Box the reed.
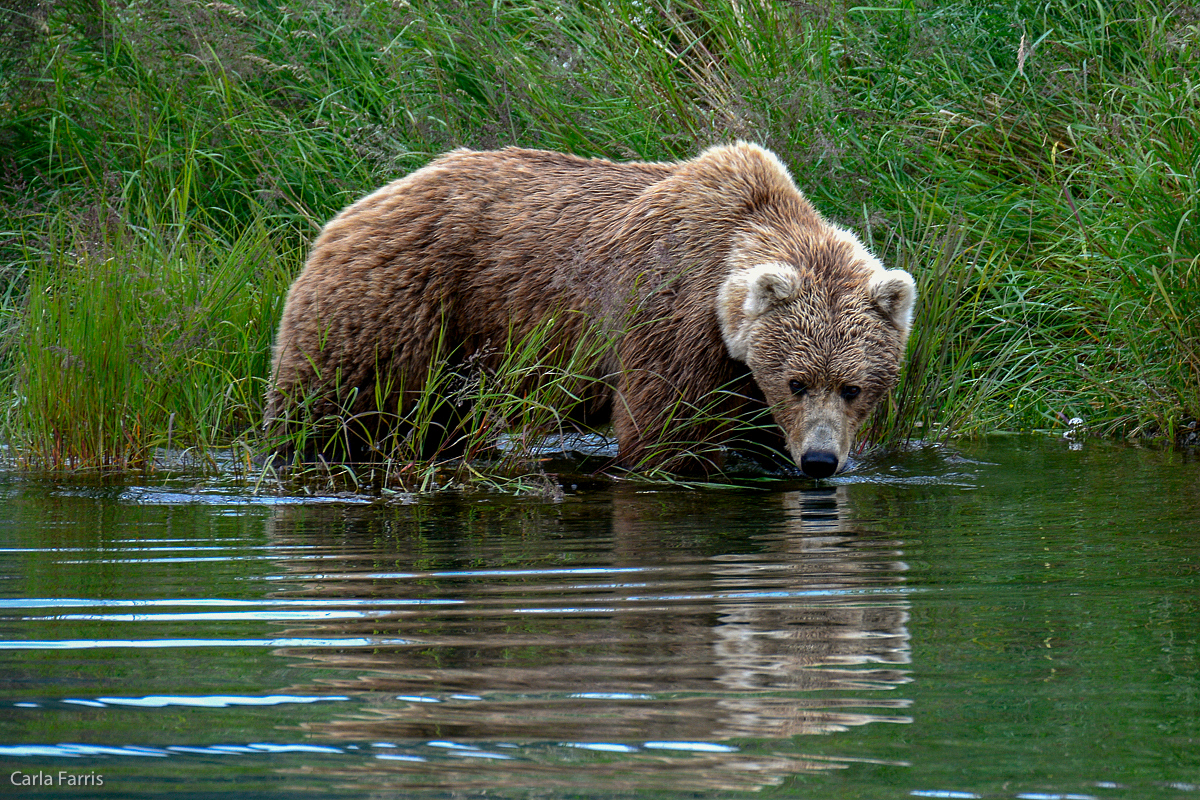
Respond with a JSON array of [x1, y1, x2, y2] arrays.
[[1, 0, 1196, 483], [260, 310, 627, 492], [7, 208, 293, 470]]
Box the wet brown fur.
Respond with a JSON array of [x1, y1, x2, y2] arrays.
[[266, 142, 915, 474]]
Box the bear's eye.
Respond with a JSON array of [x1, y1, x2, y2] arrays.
[[788, 380, 807, 397], [841, 385, 861, 401]]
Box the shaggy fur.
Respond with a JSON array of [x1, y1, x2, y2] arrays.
[[265, 142, 916, 476]]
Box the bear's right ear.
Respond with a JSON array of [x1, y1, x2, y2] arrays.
[[718, 262, 802, 361]]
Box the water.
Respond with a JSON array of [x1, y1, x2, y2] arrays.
[[0, 436, 1196, 799]]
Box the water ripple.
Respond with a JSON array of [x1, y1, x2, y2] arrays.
[[0, 637, 417, 650]]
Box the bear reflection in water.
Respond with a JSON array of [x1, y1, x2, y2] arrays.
[[262, 486, 910, 790]]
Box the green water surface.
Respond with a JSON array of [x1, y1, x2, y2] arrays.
[[0, 436, 1196, 798]]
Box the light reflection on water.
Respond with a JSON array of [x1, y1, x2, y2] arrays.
[[0, 637, 418, 650], [0, 438, 1197, 798]]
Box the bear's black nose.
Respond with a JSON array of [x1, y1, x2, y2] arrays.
[[800, 451, 839, 479]]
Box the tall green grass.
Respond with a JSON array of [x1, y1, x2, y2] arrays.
[[9, 209, 292, 469], [264, 310, 623, 492], [1, 0, 1197, 481]]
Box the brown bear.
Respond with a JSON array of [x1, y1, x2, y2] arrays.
[[265, 142, 916, 478]]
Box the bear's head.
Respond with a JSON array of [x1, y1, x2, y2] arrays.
[[717, 232, 916, 479]]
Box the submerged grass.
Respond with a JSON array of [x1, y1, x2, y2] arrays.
[[1, 0, 1197, 487]]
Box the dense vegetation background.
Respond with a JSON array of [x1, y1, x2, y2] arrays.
[[0, 0, 1197, 472]]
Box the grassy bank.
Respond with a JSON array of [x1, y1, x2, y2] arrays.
[[1, 0, 1197, 481]]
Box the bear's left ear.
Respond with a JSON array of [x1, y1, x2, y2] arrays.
[[869, 269, 917, 333], [718, 262, 802, 361]]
